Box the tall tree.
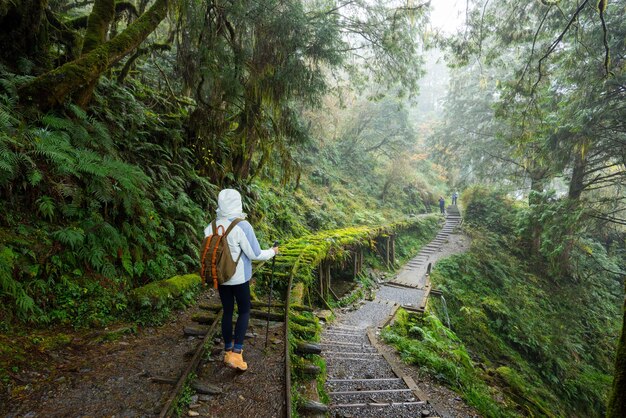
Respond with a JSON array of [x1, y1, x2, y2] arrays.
[[17, 0, 170, 109]]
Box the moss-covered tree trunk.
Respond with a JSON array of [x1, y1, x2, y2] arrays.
[[75, 0, 116, 107], [607, 296, 626, 418], [18, 0, 169, 109]]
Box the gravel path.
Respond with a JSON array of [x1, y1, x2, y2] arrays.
[[323, 207, 480, 418]]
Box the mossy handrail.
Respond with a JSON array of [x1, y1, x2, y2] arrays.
[[266, 214, 438, 416]]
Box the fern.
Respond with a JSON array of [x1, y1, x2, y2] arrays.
[[51, 227, 85, 250], [41, 114, 74, 131], [68, 104, 88, 121], [0, 246, 37, 318], [28, 168, 43, 186], [36, 196, 56, 221], [0, 77, 18, 103]]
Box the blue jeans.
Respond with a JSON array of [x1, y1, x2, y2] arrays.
[[218, 281, 251, 350]]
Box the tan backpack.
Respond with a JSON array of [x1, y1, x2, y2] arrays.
[[200, 219, 243, 288]]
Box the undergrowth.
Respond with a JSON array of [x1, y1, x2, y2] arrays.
[[382, 309, 518, 417], [417, 186, 624, 417]]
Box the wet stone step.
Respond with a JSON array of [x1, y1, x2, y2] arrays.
[[323, 330, 366, 338], [327, 378, 406, 392], [330, 388, 417, 404], [324, 352, 384, 361], [330, 401, 429, 418], [322, 333, 369, 344], [320, 343, 377, 353], [326, 357, 395, 380], [324, 326, 365, 332]]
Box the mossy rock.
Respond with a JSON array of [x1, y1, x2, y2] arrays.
[[129, 273, 201, 309]]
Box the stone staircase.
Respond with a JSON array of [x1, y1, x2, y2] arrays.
[[390, 206, 462, 289], [322, 325, 434, 417]]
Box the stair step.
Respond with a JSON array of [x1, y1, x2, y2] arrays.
[[330, 401, 430, 418], [327, 378, 406, 392], [330, 388, 417, 404], [326, 358, 395, 379]]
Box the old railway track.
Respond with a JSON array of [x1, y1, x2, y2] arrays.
[[156, 213, 453, 417]]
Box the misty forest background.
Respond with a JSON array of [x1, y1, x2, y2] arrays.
[[0, 0, 625, 416]]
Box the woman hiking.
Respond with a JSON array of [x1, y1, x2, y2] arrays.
[[204, 189, 279, 371]]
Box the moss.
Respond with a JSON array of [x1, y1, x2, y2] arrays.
[[19, 0, 169, 108], [33, 333, 73, 351], [96, 325, 137, 342], [82, 0, 116, 54], [607, 298, 626, 418], [261, 214, 439, 289], [129, 273, 201, 309]]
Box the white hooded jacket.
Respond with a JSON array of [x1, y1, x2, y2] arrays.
[[204, 189, 275, 285]]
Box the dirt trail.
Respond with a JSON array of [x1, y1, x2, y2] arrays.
[[1, 289, 285, 418]]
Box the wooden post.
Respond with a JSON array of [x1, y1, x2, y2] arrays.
[[353, 250, 358, 280], [386, 236, 391, 269], [319, 265, 324, 300], [390, 234, 396, 266], [325, 261, 331, 299], [359, 249, 363, 273]]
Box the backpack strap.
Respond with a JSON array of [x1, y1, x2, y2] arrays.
[[224, 218, 244, 263], [224, 218, 242, 236]]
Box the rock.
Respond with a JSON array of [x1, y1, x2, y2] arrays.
[[189, 403, 201, 409], [213, 337, 222, 345], [299, 399, 328, 414], [238, 395, 245, 401], [271, 338, 283, 345], [184, 326, 208, 336], [421, 410, 431, 417], [192, 381, 222, 395], [190, 395, 199, 404], [295, 341, 322, 355], [149, 376, 177, 385], [188, 411, 199, 417], [192, 313, 217, 324], [315, 310, 333, 321], [198, 394, 213, 401], [244, 332, 257, 339]]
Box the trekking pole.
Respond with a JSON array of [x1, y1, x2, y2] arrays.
[[265, 241, 279, 349]]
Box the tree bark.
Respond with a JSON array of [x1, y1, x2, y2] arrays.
[[75, 0, 116, 106], [529, 171, 547, 257], [82, 0, 115, 54], [568, 148, 586, 200], [18, 0, 169, 109], [607, 297, 626, 418]]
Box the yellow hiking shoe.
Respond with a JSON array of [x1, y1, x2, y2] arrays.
[[226, 350, 248, 371], [223, 350, 234, 366]]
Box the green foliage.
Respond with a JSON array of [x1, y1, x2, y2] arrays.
[[173, 372, 196, 417], [129, 274, 201, 325], [426, 191, 623, 417], [382, 310, 518, 417], [462, 186, 518, 236], [259, 215, 439, 298], [0, 73, 212, 326]]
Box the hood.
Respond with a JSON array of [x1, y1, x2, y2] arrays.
[[216, 189, 247, 219]]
